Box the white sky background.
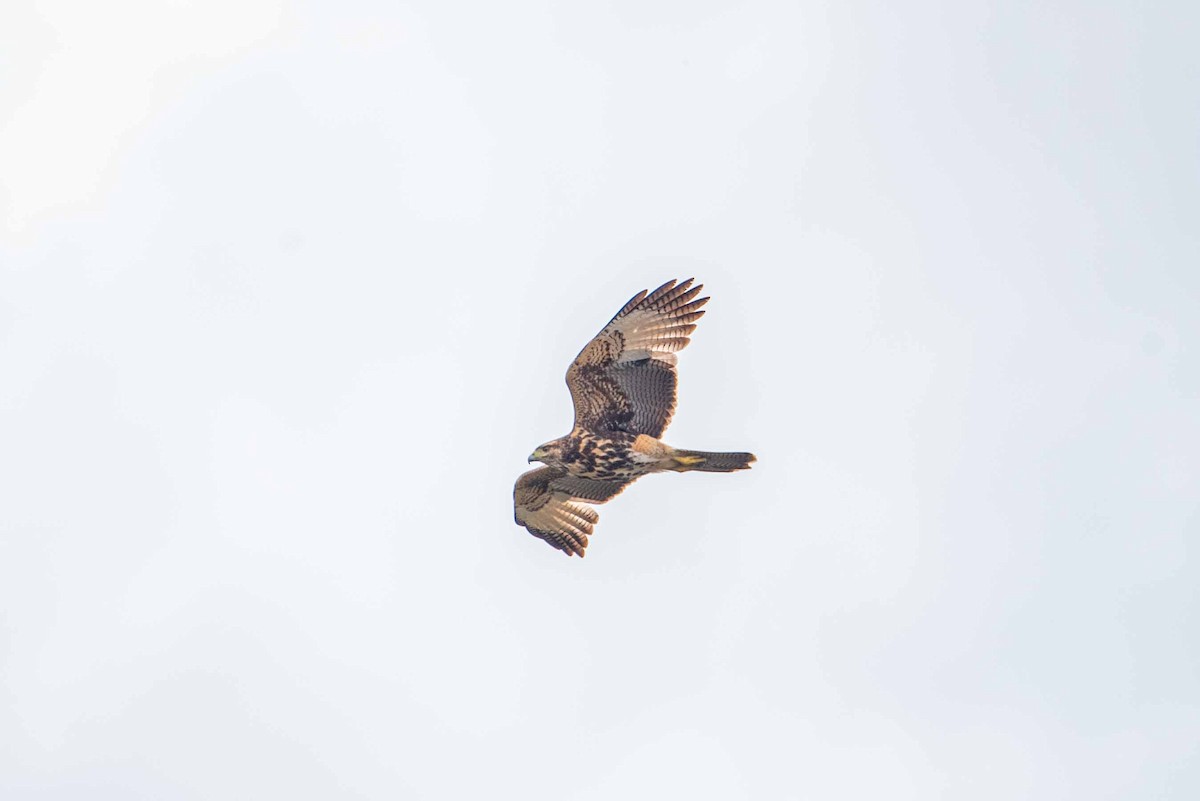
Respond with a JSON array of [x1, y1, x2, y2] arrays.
[[1, 1, 1197, 797]]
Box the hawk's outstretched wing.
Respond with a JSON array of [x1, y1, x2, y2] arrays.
[[513, 466, 631, 557], [566, 278, 709, 438]]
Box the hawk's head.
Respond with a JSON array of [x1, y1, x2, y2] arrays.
[[529, 439, 567, 466]]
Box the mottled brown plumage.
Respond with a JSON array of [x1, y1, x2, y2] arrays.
[[514, 279, 756, 557]]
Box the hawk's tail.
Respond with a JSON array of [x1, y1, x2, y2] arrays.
[[668, 449, 757, 473]]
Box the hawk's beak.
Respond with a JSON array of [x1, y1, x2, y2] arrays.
[[528, 450, 540, 463]]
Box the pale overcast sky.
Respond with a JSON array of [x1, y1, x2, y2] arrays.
[[1, 1, 1197, 798]]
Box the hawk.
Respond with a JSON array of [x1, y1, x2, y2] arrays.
[[514, 278, 756, 557]]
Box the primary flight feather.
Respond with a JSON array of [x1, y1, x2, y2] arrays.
[[514, 278, 756, 557]]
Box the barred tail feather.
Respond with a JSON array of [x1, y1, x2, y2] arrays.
[[669, 449, 756, 472]]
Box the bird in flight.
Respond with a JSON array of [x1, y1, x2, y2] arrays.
[[514, 278, 756, 557]]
